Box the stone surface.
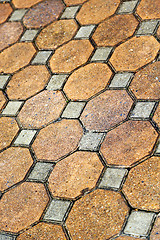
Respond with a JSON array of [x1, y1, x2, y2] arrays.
[[14, 130, 37, 146], [79, 132, 104, 151], [32, 119, 83, 161], [117, 0, 138, 13], [36, 19, 78, 50], [0, 234, 15, 240], [81, 90, 133, 131], [74, 25, 95, 39], [130, 102, 155, 118], [20, 30, 38, 42], [18, 90, 66, 129], [9, 9, 27, 21], [66, 189, 129, 239], [28, 162, 54, 182], [0, 75, 10, 90], [136, 20, 158, 35], [101, 121, 158, 166], [0, 43, 36, 74], [2, 101, 23, 116], [110, 36, 160, 71], [91, 47, 113, 61], [64, 63, 112, 100], [0, 182, 49, 232], [136, 0, 160, 19], [12, 0, 42, 8], [47, 74, 68, 91], [64, 0, 86, 5], [157, 25, 160, 39], [48, 151, 103, 198], [0, 147, 33, 191], [150, 214, 160, 240], [153, 103, 160, 129], [61, 101, 85, 118], [0, 90, 6, 111], [93, 14, 138, 47], [109, 72, 133, 88], [50, 40, 93, 73], [32, 51, 52, 64], [61, 6, 80, 19], [123, 156, 160, 212], [115, 236, 142, 240], [0, 3, 12, 24]]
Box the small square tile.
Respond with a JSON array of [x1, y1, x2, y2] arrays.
[[130, 102, 155, 118], [155, 141, 160, 154], [9, 9, 27, 21], [0, 0, 11, 2], [91, 47, 113, 62], [0, 75, 10, 90], [14, 130, 37, 146], [32, 51, 52, 64], [74, 25, 95, 39], [43, 199, 71, 222], [0, 234, 15, 240], [109, 72, 133, 88], [99, 168, 127, 189], [47, 74, 68, 90], [136, 21, 159, 35], [61, 101, 85, 119], [124, 211, 155, 237], [79, 132, 104, 151], [20, 30, 38, 42], [28, 162, 54, 182], [1, 101, 23, 116], [117, 0, 138, 14], [61, 6, 80, 19]]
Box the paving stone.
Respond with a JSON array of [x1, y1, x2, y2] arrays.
[[18, 90, 66, 129], [48, 151, 103, 198], [36, 19, 78, 50], [76, 0, 120, 25], [20, 30, 38, 42], [12, 0, 42, 8], [0, 3, 12, 24], [74, 25, 95, 39], [100, 121, 158, 166], [130, 102, 155, 119], [124, 211, 155, 237], [136, 0, 160, 20], [50, 40, 93, 73], [123, 156, 160, 212], [0, 75, 10, 90], [109, 72, 133, 88], [61, 101, 85, 118], [117, 0, 138, 13], [66, 189, 129, 239], [64, 63, 112, 100], [28, 162, 54, 182], [150, 214, 160, 240], [81, 90, 133, 131], [153, 103, 160, 129], [14, 129, 37, 146], [2, 101, 23, 116], [0, 43, 36, 74], [0, 91, 6, 111], [23, 0, 64, 28], [0, 147, 33, 191], [155, 140, 160, 154], [9, 9, 27, 21], [6, 65, 50, 100], [0, 234, 15, 240], [93, 14, 138, 47], [0, 22, 23, 51], [99, 168, 127, 190], [110, 36, 159, 71], [47, 74, 68, 91], [91, 47, 113, 61], [113, 235, 142, 240], [32, 51, 52, 64], [79, 132, 104, 151], [136, 20, 159, 35], [157, 25, 160, 39], [64, 0, 86, 5], [61, 6, 80, 19], [43, 199, 71, 222], [0, 182, 49, 232]]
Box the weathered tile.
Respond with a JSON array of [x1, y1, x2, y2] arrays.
[[0, 75, 10, 90], [0, 91, 6, 111], [0, 3, 12, 24], [109, 72, 133, 88], [79, 132, 104, 151], [12, 0, 42, 8], [130, 102, 155, 118], [157, 25, 160, 39], [115, 236, 143, 240], [61, 6, 80, 19], [136, 20, 159, 35], [0, 234, 15, 240], [91, 47, 113, 61], [64, 0, 86, 5], [47, 74, 68, 91], [2, 101, 23, 116], [74, 25, 95, 39], [14, 129, 37, 146], [153, 103, 160, 129], [155, 140, 160, 154], [9, 9, 27, 21], [117, 0, 138, 14], [61, 101, 85, 118], [20, 30, 38, 42], [31, 51, 52, 64], [150, 214, 160, 240], [28, 162, 54, 182], [136, 0, 160, 19]]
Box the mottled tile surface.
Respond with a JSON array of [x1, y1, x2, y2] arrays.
[[12, 0, 42, 8], [153, 103, 160, 129], [137, 0, 160, 19], [0, 3, 12, 24]]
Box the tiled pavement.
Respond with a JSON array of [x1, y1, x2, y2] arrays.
[[0, 0, 160, 239]]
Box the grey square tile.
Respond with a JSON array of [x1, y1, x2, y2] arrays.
[[0, 75, 10, 90], [0, 234, 15, 240], [61, 6, 80, 19], [32, 51, 52, 64], [109, 72, 133, 88], [28, 162, 54, 182], [43, 199, 71, 222], [9, 9, 27, 21], [124, 211, 155, 237], [130, 102, 155, 118], [136, 21, 159, 35], [20, 30, 38, 42], [91, 47, 113, 62], [75, 25, 95, 39], [47, 74, 68, 91], [79, 132, 104, 151], [99, 168, 127, 189], [0, 0, 11, 2], [61, 101, 85, 119], [155, 141, 160, 154], [14, 130, 37, 146], [1, 101, 23, 116], [117, 0, 138, 14]]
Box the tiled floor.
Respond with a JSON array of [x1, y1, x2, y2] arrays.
[[0, 0, 160, 239]]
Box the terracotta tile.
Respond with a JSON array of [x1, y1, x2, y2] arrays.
[[81, 90, 133, 131], [50, 40, 93, 73], [0, 90, 6, 111], [0, 43, 36, 74], [136, 0, 160, 20], [130, 62, 160, 100], [18, 90, 66, 129], [49, 151, 103, 199], [23, 0, 64, 28], [123, 156, 160, 212], [0, 147, 33, 191], [0, 182, 49, 232], [7, 65, 50, 100], [101, 121, 158, 167], [76, 0, 120, 25], [157, 25, 160, 39], [66, 189, 129, 239], [64, 0, 86, 5], [150, 214, 160, 240], [92, 14, 138, 47], [0, 117, 19, 151], [110, 36, 160, 71], [64, 63, 112, 100], [36, 19, 78, 50], [12, 0, 43, 8], [0, 3, 12, 24], [153, 104, 160, 129], [32, 119, 83, 161], [115, 236, 142, 240]]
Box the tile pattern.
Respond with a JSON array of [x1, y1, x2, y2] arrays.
[[0, 3, 12, 24]]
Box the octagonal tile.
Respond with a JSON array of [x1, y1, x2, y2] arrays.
[[157, 25, 160, 39], [0, 3, 12, 24], [153, 103, 160, 129], [0, 90, 6, 111], [150, 214, 160, 240], [64, 0, 86, 5], [136, 0, 160, 20], [12, 0, 42, 8]]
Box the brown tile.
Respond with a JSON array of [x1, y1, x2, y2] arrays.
[[23, 0, 64, 28], [36, 19, 78, 50], [64, 0, 86, 6], [12, 0, 43, 8], [0, 43, 36, 74], [92, 14, 138, 47], [157, 25, 160, 39], [130, 61, 160, 100], [7, 65, 50, 100], [0, 147, 33, 191], [64, 63, 112, 100], [76, 0, 120, 25], [150, 214, 160, 240], [101, 121, 158, 167], [50, 40, 93, 73], [0, 117, 19, 151], [0, 3, 12, 24], [17, 223, 66, 240], [81, 90, 133, 131], [18, 90, 66, 129], [153, 103, 160, 129], [115, 236, 142, 240], [123, 156, 160, 212], [136, 0, 160, 20], [49, 151, 103, 199], [0, 90, 6, 111], [32, 119, 83, 161], [0, 182, 49, 232], [110, 36, 160, 71], [66, 189, 129, 239]]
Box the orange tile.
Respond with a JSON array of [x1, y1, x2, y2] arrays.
[[150, 214, 160, 240], [153, 103, 160, 130], [12, 0, 42, 8], [64, 0, 86, 5], [137, 0, 160, 19], [0, 90, 6, 111], [0, 3, 12, 24], [157, 25, 160, 39]]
